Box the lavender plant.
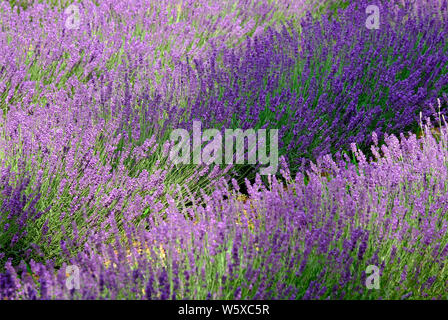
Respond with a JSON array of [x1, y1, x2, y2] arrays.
[[170, 0, 448, 173], [1, 0, 448, 301], [2, 118, 448, 299], [0, 167, 47, 267]]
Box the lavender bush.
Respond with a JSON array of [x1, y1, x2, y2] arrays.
[[0, 0, 448, 300], [2, 118, 448, 299], [169, 0, 448, 171], [0, 167, 48, 267]]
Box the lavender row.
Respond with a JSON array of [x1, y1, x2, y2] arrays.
[[1, 116, 448, 299]]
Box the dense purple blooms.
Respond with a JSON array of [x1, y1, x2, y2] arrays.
[[0, 119, 446, 299], [167, 0, 448, 170], [0, 0, 447, 300]]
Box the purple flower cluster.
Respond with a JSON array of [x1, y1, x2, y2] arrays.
[[0, 167, 48, 266], [169, 0, 448, 170], [0, 0, 447, 300], [1, 118, 448, 299]]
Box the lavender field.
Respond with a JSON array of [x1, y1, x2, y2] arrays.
[[0, 0, 448, 300]]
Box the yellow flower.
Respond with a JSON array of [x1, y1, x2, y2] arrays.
[[159, 244, 166, 261], [176, 2, 182, 18], [101, 240, 174, 269], [241, 209, 255, 233], [236, 194, 248, 203]]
